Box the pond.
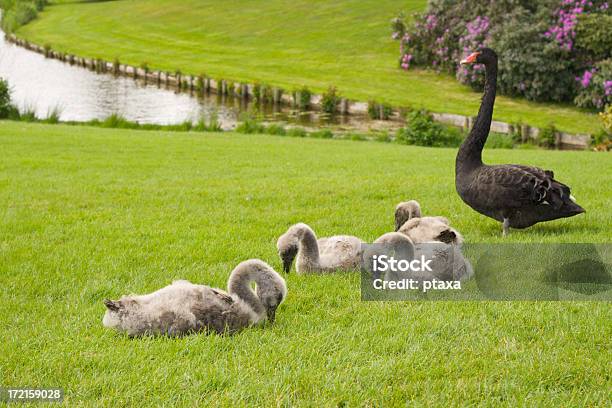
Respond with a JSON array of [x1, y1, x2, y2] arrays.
[[0, 29, 398, 132]]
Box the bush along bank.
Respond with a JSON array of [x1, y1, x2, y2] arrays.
[[1, 82, 609, 151], [392, 0, 611, 111], [2, 33, 599, 149], [0, 0, 47, 33], [233, 110, 608, 151]]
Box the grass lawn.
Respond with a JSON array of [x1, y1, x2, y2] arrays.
[[17, 0, 601, 135], [1, 122, 610, 405]]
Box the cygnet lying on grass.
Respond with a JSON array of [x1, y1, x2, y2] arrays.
[[277, 223, 364, 273], [368, 231, 471, 281], [395, 200, 464, 245], [102, 259, 287, 336]]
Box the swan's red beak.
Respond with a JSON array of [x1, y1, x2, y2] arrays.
[[460, 52, 481, 65]]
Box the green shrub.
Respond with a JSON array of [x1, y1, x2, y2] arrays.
[[265, 123, 286, 136], [102, 114, 139, 129], [495, 19, 576, 103], [287, 127, 308, 137], [34, 0, 46, 11], [600, 105, 612, 134], [226, 81, 235, 96], [320, 86, 340, 114], [20, 105, 37, 122], [538, 124, 558, 148], [395, 0, 610, 109], [13, 2, 37, 26], [236, 113, 265, 134], [574, 59, 612, 110], [207, 111, 222, 132], [44, 105, 62, 124], [396, 109, 463, 147], [374, 132, 393, 143], [0, 78, 13, 119], [293, 86, 311, 110], [575, 14, 612, 61], [310, 129, 334, 139], [592, 105, 611, 150], [2, 1, 38, 32], [348, 133, 368, 141], [367, 101, 394, 120], [485, 132, 515, 149], [252, 83, 272, 103], [166, 121, 193, 132]]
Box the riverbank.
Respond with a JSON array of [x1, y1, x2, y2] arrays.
[[16, 0, 602, 135], [4, 32, 594, 149]]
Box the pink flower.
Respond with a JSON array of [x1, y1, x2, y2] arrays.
[[578, 69, 594, 88]]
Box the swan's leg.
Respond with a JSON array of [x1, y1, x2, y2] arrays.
[[502, 218, 510, 237]]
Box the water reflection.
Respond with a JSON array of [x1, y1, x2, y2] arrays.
[[0, 29, 389, 131]]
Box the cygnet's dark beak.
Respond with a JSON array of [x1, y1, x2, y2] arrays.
[[280, 245, 298, 274], [437, 229, 457, 244], [266, 306, 278, 323]]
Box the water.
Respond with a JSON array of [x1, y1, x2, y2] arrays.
[[0, 29, 393, 131]]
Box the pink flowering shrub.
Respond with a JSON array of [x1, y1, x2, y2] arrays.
[[391, 0, 611, 110], [574, 60, 612, 109]]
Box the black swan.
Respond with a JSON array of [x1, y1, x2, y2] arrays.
[[455, 48, 585, 235]]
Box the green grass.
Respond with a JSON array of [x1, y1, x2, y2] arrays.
[[1, 122, 610, 405], [17, 0, 602, 135]]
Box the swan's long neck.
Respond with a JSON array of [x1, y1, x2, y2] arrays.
[[298, 226, 320, 267], [456, 58, 498, 171], [227, 268, 265, 317]]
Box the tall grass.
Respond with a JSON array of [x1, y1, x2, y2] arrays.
[[194, 111, 222, 132], [44, 105, 62, 124], [19, 103, 37, 122]]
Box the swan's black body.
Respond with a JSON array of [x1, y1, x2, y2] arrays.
[[455, 49, 585, 234]]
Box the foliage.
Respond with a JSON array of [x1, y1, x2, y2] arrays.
[[293, 86, 311, 110], [310, 129, 334, 139], [0, 78, 13, 119], [396, 109, 463, 147], [538, 124, 558, 148], [574, 59, 612, 109], [286, 127, 308, 137], [265, 123, 286, 135], [368, 101, 394, 120], [320, 86, 341, 115], [393, 0, 612, 110], [44, 105, 61, 124], [235, 113, 265, 134], [600, 104, 612, 133], [485, 133, 516, 149], [194, 111, 222, 132], [0, 0, 47, 32], [593, 104, 612, 150], [253, 83, 273, 103], [575, 13, 612, 60]]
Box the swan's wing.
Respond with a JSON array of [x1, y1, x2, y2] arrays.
[[472, 165, 573, 209], [319, 235, 363, 269], [210, 288, 234, 305]]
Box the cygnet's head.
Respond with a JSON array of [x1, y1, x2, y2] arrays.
[[276, 223, 310, 273], [394, 200, 422, 231], [398, 217, 463, 245], [245, 260, 288, 323], [102, 297, 139, 331]]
